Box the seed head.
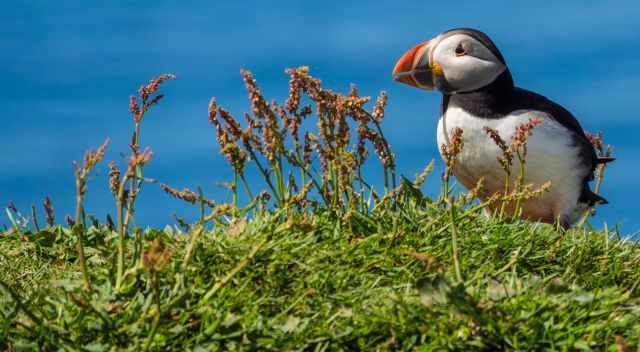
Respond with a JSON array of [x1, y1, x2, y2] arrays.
[[372, 91, 387, 123], [240, 69, 271, 119], [147, 94, 164, 107], [511, 117, 542, 157], [286, 69, 302, 114], [129, 95, 140, 118], [129, 148, 153, 167], [142, 238, 172, 274], [469, 177, 485, 197], [108, 161, 121, 196], [299, 105, 312, 118], [484, 127, 512, 172], [43, 197, 55, 226], [218, 107, 242, 140], [292, 181, 314, 206], [221, 143, 247, 172], [303, 132, 313, 166], [441, 127, 464, 170], [586, 131, 611, 156]]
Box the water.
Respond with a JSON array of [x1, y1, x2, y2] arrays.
[[2, 1, 639, 233]]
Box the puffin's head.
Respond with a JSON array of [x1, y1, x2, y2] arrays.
[[392, 28, 508, 94]]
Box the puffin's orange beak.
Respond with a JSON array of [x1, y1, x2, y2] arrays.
[[392, 40, 435, 90]]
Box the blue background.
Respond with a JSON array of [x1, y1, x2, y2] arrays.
[[2, 1, 638, 232]]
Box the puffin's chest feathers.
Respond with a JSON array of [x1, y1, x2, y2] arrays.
[[436, 105, 587, 197]]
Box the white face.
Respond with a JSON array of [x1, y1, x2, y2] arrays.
[[431, 33, 506, 93]]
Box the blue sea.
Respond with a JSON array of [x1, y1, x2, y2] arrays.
[[2, 1, 639, 233]]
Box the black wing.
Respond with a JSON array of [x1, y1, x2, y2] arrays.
[[512, 88, 609, 206]]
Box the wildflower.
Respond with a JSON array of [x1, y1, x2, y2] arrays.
[[208, 98, 218, 124], [134, 73, 175, 123], [469, 177, 485, 197], [129, 148, 153, 168], [129, 96, 140, 118], [372, 91, 388, 123], [108, 162, 121, 196], [218, 107, 243, 140], [259, 191, 271, 202], [586, 132, 603, 152], [303, 132, 313, 166], [441, 127, 464, 171], [221, 143, 247, 173], [278, 104, 290, 135], [288, 173, 299, 194], [441, 128, 464, 186], [289, 113, 302, 143], [161, 184, 216, 208], [147, 94, 164, 107], [286, 68, 302, 113], [240, 69, 271, 120], [371, 133, 393, 168], [142, 238, 172, 274], [349, 83, 358, 97], [299, 105, 312, 118], [43, 196, 55, 226], [74, 139, 110, 196], [207, 66, 398, 212], [336, 114, 350, 149], [140, 74, 176, 101], [510, 117, 542, 157], [484, 127, 512, 172], [292, 181, 313, 206]]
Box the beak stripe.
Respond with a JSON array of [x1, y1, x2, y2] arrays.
[[392, 42, 428, 78], [392, 40, 436, 90]]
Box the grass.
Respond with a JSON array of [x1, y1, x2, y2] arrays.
[[1, 68, 633, 351], [2, 204, 639, 350]]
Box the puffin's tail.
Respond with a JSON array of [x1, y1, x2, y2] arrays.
[[580, 183, 609, 206], [578, 157, 613, 206], [597, 157, 615, 164], [587, 192, 608, 205]]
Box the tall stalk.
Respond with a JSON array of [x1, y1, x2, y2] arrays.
[[447, 197, 463, 282], [111, 73, 174, 291], [72, 139, 108, 292], [115, 170, 130, 291], [74, 179, 91, 292], [512, 151, 527, 219]]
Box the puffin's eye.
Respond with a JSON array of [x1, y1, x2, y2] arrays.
[[455, 43, 466, 56]]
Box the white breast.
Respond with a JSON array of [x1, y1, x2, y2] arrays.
[[436, 105, 588, 225]]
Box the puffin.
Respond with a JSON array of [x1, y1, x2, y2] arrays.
[[392, 28, 612, 228]]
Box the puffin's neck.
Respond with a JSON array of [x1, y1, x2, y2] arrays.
[[443, 70, 515, 119]]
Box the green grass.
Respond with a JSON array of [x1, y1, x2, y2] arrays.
[[2, 197, 639, 351]]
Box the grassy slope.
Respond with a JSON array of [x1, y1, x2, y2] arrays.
[[1, 197, 639, 351]]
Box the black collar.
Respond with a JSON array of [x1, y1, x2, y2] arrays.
[[444, 70, 515, 119]]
